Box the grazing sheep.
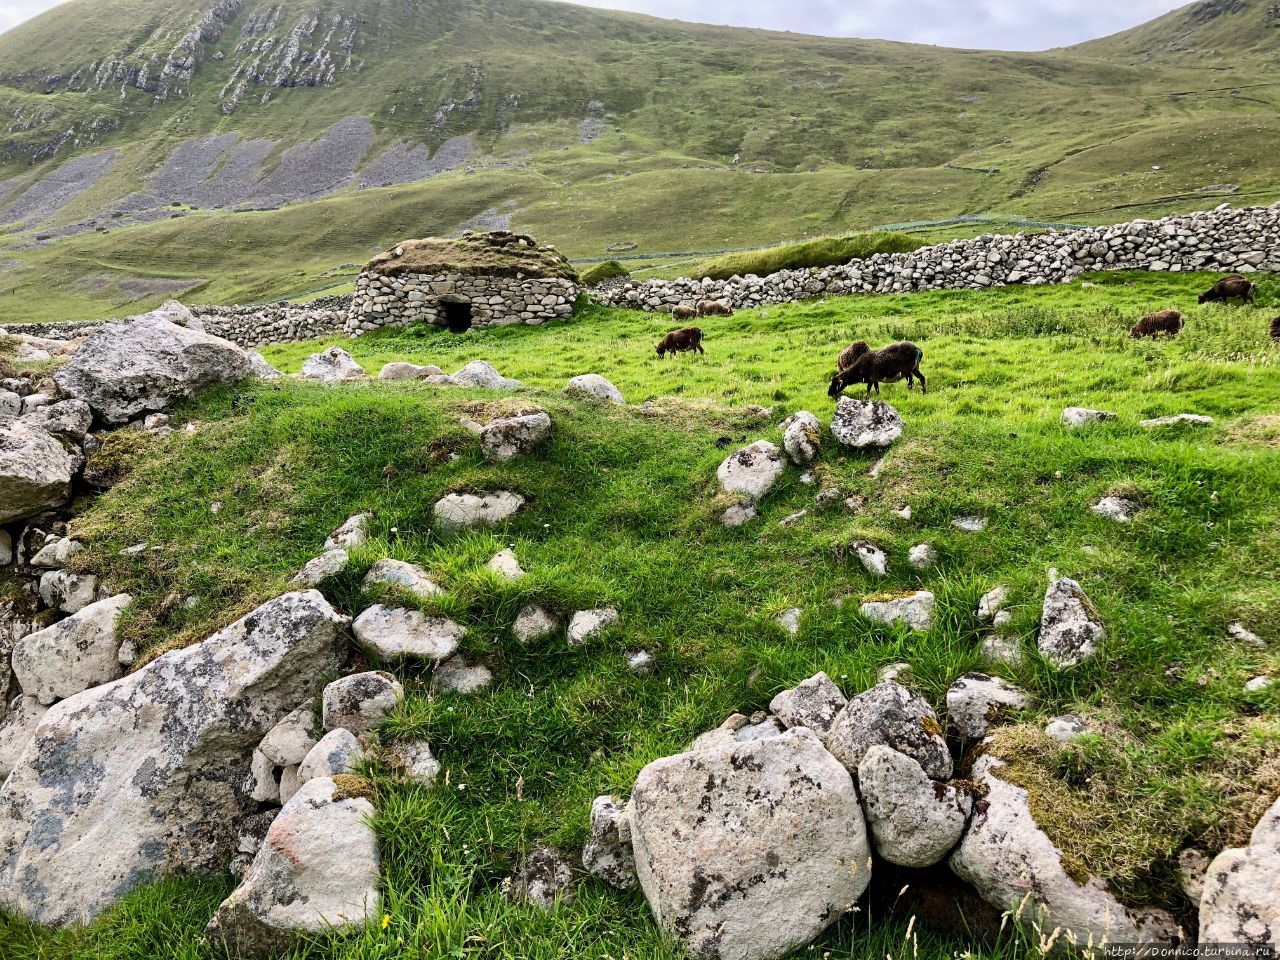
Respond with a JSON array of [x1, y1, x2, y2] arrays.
[[1130, 310, 1184, 339], [672, 304, 698, 321], [828, 342, 926, 398], [697, 299, 734, 317], [1271, 316, 1280, 341], [1199, 275, 1256, 305], [837, 341, 870, 372], [656, 327, 705, 358]]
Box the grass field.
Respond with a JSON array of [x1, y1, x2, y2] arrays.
[[2, 270, 1277, 960]]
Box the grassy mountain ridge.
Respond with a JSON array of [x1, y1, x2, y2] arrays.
[[2, 0, 1280, 322]]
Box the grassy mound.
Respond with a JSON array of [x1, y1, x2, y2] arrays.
[[579, 260, 630, 286], [691, 232, 925, 280], [362, 232, 578, 281], [3, 271, 1278, 959]]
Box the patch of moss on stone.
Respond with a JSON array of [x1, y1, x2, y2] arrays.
[[920, 715, 944, 738], [332, 774, 376, 804]]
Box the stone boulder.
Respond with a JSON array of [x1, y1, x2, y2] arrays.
[[629, 728, 871, 960], [207, 776, 379, 957], [321, 672, 404, 735], [1061, 407, 1116, 428], [430, 656, 493, 695], [1039, 577, 1105, 667], [1140, 413, 1213, 428], [830, 397, 903, 449], [300, 346, 366, 382], [324, 512, 372, 550], [432, 491, 525, 531], [859, 591, 935, 632], [717, 441, 786, 500], [513, 605, 560, 643], [781, 411, 822, 466], [362, 559, 442, 599], [826, 681, 953, 780], [0, 696, 47, 780], [858, 745, 971, 868], [945, 672, 1029, 740], [247, 352, 283, 381], [258, 705, 321, 768], [486, 549, 524, 580], [379, 361, 443, 381], [290, 548, 348, 586], [1198, 794, 1280, 947], [567, 607, 619, 646], [53, 304, 251, 425], [564, 373, 624, 404], [353, 604, 465, 662], [0, 590, 346, 925], [38, 569, 98, 614], [298, 729, 364, 784], [582, 795, 635, 889], [1092, 496, 1137, 523], [0, 419, 75, 524], [21, 399, 93, 444], [11, 594, 132, 705], [951, 754, 1180, 947], [479, 410, 552, 462], [768, 671, 847, 740], [382, 739, 441, 787], [854, 541, 888, 576]]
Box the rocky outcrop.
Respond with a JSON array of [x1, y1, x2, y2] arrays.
[[10, 593, 132, 705], [207, 776, 380, 957], [52, 301, 251, 425], [1198, 794, 1280, 948], [629, 728, 871, 960], [0, 590, 346, 926], [0, 419, 76, 524]]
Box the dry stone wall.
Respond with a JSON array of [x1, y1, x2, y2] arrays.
[[597, 203, 1280, 312], [195, 297, 350, 349], [344, 272, 577, 335]]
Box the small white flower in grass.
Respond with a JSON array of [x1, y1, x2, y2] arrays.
[[458, 783, 467, 791]]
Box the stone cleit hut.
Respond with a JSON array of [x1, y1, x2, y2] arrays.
[[344, 231, 580, 335]]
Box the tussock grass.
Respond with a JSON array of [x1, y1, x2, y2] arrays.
[[3, 271, 1278, 959]]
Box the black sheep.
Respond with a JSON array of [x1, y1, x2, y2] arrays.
[[828, 342, 926, 398]]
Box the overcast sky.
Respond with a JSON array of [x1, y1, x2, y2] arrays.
[[1, 0, 1186, 50]]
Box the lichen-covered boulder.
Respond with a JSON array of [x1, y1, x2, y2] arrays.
[[206, 776, 380, 957], [0, 419, 75, 524], [379, 361, 443, 381], [582, 795, 635, 889], [1039, 577, 1105, 667], [1198, 794, 1280, 948], [20, 399, 93, 444], [479, 410, 552, 462], [0, 590, 346, 925], [258, 705, 321, 768], [321, 671, 404, 735], [53, 304, 251, 425], [298, 729, 364, 784], [300, 346, 366, 382], [825, 680, 953, 781], [945, 672, 1030, 740], [290, 548, 349, 586], [0, 696, 47, 780], [951, 754, 1180, 948], [858, 745, 971, 867], [769, 671, 847, 740], [717, 440, 786, 501], [432, 491, 525, 530], [781, 411, 822, 466], [830, 397, 903, 449], [38, 568, 98, 614], [11, 593, 132, 705], [629, 727, 870, 960], [324, 512, 372, 550]]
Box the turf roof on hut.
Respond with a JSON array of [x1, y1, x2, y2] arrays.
[[363, 231, 579, 281]]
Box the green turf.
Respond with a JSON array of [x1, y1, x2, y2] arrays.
[[2, 270, 1276, 959]]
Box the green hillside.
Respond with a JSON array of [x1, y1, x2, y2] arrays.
[[3, 0, 1280, 322]]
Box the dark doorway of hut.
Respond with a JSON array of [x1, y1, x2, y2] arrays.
[[441, 296, 473, 333]]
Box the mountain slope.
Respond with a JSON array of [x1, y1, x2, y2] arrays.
[[2, 0, 1280, 322]]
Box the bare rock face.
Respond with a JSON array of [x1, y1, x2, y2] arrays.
[[582, 795, 635, 889], [629, 728, 871, 960], [53, 303, 251, 426], [1038, 578, 1105, 667], [0, 419, 75, 524], [826, 681, 953, 781], [781, 411, 822, 466], [11, 594, 132, 705], [717, 440, 786, 501], [1198, 794, 1280, 948], [479, 410, 552, 462], [207, 776, 380, 957], [830, 398, 903, 449], [858, 745, 971, 868], [0, 590, 346, 926], [951, 754, 1181, 948], [300, 346, 366, 382], [769, 671, 848, 740]]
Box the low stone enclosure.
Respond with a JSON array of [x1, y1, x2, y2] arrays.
[[596, 202, 1280, 312], [343, 230, 579, 335]]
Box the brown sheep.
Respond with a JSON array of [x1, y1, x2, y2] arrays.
[[656, 327, 705, 359], [672, 304, 698, 321], [1199, 275, 1256, 305], [828, 342, 926, 399], [1271, 316, 1280, 341], [1130, 310, 1184, 339], [697, 299, 734, 317], [837, 341, 870, 371]]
